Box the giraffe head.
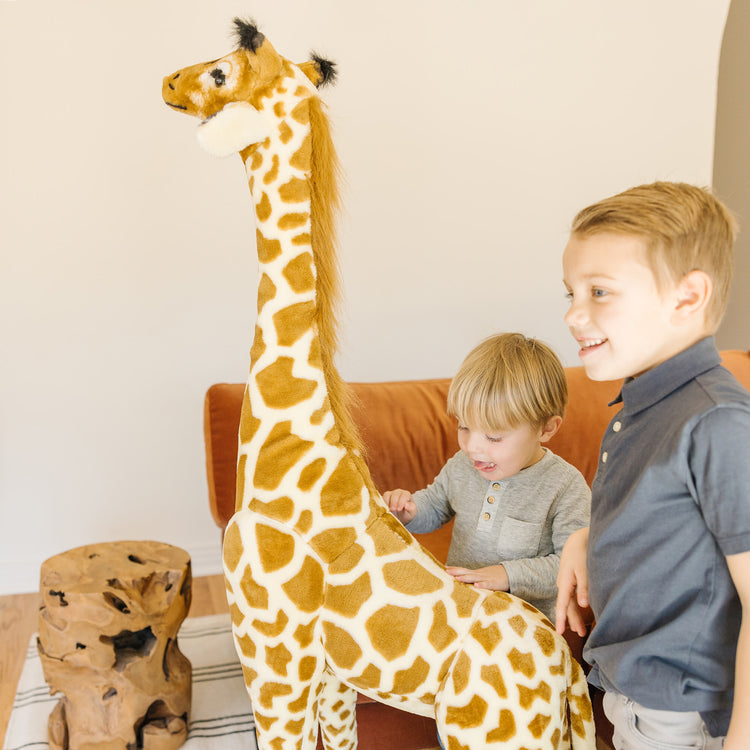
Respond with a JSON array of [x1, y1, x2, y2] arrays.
[[162, 18, 336, 156]]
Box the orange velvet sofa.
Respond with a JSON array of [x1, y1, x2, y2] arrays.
[[203, 349, 750, 748]]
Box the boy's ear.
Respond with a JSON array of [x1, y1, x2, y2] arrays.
[[672, 269, 712, 325], [539, 415, 563, 443]]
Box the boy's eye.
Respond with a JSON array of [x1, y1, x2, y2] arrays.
[[486, 434, 503, 443], [592, 287, 608, 298]]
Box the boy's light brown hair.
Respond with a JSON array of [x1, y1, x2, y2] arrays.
[[447, 333, 567, 432], [571, 181, 738, 332]]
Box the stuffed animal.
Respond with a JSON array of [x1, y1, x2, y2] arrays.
[[163, 18, 595, 750]]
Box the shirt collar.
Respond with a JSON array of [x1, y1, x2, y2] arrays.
[[610, 337, 721, 416]]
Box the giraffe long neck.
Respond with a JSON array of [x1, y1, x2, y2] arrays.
[[235, 64, 381, 556]]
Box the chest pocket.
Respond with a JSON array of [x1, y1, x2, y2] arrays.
[[497, 516, 543, 559]]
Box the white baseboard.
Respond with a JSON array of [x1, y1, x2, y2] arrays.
[[0, 541, 224, 598]]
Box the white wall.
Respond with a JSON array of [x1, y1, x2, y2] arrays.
[[0, 0, 731, 594]]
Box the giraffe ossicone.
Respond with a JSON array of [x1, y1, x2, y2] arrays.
[[163, 17, 595, 750]]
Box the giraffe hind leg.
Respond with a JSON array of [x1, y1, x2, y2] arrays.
[[317, 670, 357, 750]]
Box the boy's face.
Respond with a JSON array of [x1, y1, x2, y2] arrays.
[[562, 232, 685, 381], [457, 422, 545, 482]]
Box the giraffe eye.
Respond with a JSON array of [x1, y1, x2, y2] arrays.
[[210, 68, 226, 87]]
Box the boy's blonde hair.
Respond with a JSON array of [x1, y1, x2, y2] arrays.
[[447, 333, 567, 433], [571, 181, 738, 332]]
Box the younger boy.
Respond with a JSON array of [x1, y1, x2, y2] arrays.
[[385, 332, 590, 621], [556, 181, 750, 748]]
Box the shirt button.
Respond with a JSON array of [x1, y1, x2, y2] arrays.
[[492, 482, 500, 490], [487, 496, 495, 504], [613, 421, 622, 432], [602, 451, 608, 463], [483, 512, 491, 521]]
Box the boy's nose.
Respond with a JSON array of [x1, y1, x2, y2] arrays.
[[564, 298, 587, 328]]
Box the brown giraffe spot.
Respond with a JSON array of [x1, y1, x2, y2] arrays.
[[551, 728, 562, 747], [571, 691, 593, 724], [550, 654, 566, 676], [249, 496, 295, 523], [533, 624, 557, 656], [320, 457, 365, 516], [236, 633, 256, 659], [254, 609, 289, 638], [438, 652, 455, 682], [278, 212, 309, 230], [256, 229, 283, 264], [263, 154, 280, 185], [279, 176, 311, 204], [392, 656, 430, 694], [521, 600, 540, 614], [292, 232, 312, 246], [290, 132, 311, 171], [272, 300, 315, 346], [223, 522, 243, 572], [279, 121, 294, 144], [239, 386, 262, 444], [366, 514, 408, 556], [428, 600, 458, 652], [469, 620, 502, 655], [291, 99, 310, 124], [288, 685, 311, 713], [284, 718, 305, 736], [383, 559, 443, 595], [528, 712, 552, 739], [249, 325, 267, 366], [445, 694, 487, 729], [235, 454, 247, 509], [273, 101, 286, 117], [256, 358, 317, 408], [485, 709, 516, 742], [282, 555, 325, 613], [282, 252, 315, 293], [257, 272, 277, 313], [451, 651, 471, 694], [258, 681, 293, 710], [252, 710, 276, 732], [518, 680, 552, 710], [266, 642, 293, 676], [253, 421, 313, 491], [482, 592, 513, 614], [308, 337, 323, 370], [298, 657, 317, 682], [309, 527, 357, 562], [351, 663, 381, 690], [293, 618, 317, 648], [229, 603, 244, 629], [508, 647, 536, 679], [326, 572, 372, 617], [451, 582, 480, 618], [256, 524, 295, 572], [241, 664, 257, 688], [240, 565, 268, 609], [366, 605, 419, 660], [256, 192, 272, 222], [508, 614, 528, 638], [297, 457, 326, 491], [295, 509, 313, 534], [480, 664, 508, 698], [327, 542, 365, 575], [323, 621, 363, 669], [250, 149, 263, 170]]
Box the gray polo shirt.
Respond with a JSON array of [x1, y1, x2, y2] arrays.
[[406, 448, 590, 621], [584, 337, 750, 737]]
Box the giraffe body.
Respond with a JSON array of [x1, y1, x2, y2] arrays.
[[163, 19, 595, 750]]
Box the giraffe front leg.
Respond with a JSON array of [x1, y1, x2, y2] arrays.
[[317, 670, 357, 750], [223, 510, 330, 750]]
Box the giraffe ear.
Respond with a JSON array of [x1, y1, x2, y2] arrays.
[[196, 102, 271, 157]]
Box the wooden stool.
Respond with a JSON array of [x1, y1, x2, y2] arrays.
[[37, 540, 192, 750]]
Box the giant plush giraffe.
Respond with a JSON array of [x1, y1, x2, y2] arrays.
[[163, 19, 595, 750]]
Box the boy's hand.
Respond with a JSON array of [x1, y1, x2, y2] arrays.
[[446, 564, 509, 592], [383, 489, 417, 524], [555, 526, 590, 636]]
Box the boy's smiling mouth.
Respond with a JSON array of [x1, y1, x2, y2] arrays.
[[473, 460, 497, 473], [578, 337, 607, 353]]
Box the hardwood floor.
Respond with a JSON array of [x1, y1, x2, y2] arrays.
[[0, 573, 230, 748]]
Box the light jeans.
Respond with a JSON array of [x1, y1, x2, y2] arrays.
[[603, 691, 725, 750]]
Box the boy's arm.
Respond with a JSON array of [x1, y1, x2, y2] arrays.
[[555, 526, 590, 636], [724, 549, 750, 749]]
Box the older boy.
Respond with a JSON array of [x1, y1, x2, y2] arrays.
[[556, 182, 750, 749]]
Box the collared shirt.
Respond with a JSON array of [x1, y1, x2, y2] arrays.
[[406, 448, 590, 621], [585, 337, 750, 736]]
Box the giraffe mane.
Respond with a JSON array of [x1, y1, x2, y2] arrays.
[[308, 96, 371, 470]]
